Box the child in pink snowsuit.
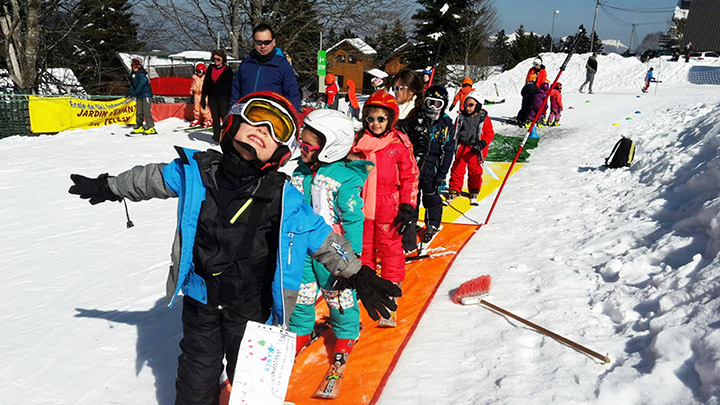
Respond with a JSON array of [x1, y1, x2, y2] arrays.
[[351, 91, 418, 285], [547, 82, 563, 126], [190, 63, 212, 127]]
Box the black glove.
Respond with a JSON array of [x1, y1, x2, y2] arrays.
[[393, 203, 415, 235], [69, 173, 122, 205], [471, 140, 487, 155], [200, 98, 207, 109], [349, 265, 402, 321]]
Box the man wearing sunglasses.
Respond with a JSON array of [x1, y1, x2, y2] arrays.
[[231, 23, 301, 112]]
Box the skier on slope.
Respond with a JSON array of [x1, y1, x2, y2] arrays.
[[642, 67, 656, 93], [68, 91, 401, 405]]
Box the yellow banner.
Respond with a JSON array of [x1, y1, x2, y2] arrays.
[[28, 96, 137, 133]]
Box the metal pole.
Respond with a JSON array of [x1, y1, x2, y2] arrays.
[[590, 0, 600, 53], [551, 10, 559, 52]]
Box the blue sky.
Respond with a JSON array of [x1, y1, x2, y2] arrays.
[[494, 0, 679, 49]]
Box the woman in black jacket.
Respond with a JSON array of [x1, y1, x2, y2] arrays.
[[201, 49, 234, 143]]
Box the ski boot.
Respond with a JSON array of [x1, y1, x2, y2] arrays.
[[131, 126, 145, 134], [470, 193, 479, 206], [296, 334, 311, 355], [334, 338, 355, 354], [144, 127, 157, 135], [423, 225, 439, 244], [202, 119, 213, 128], [189, 119, 201, 127]]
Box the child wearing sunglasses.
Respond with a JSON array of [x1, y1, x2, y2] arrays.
[[190, 63, 213, 128], [351, 91, 419, 327], [289, 109, 372, 359], [68, 91, 401, 404], [448, 90, 495, 205]]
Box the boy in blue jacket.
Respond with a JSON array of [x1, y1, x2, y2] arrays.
[[68, 91, 399, 405], [128, 58, 155, 135]]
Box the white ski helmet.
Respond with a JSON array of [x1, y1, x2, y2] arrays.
[[465, 90, 484, 107], [533, 58, 542, 67], [303, 109, 355, 163]]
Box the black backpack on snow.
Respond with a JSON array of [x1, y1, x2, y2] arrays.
[[605, 137, 635, 168]]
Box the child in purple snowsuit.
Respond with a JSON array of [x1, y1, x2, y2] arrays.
[[528, 82, 549, 124]]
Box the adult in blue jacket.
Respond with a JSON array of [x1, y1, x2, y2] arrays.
[[68, 91, 400, 405], [231, 23, 302, 111]]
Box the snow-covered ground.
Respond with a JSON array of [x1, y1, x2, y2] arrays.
[[1, 53, 719, 404]]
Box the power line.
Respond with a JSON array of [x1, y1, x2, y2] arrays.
[[601, 3, 675, 13], [600, 4, 671, 26]]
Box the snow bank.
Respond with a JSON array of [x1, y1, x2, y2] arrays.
[[475, 52, 720, 98]]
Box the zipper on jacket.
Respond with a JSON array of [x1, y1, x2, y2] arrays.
[[277, 183, 287, 328], [253, 66, 262, 92], [288, 232, 294, 266]]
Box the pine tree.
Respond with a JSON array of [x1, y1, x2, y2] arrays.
[[365, 19, 408, 66], [505, 25, 542, 70], [71, 0, 143, 94], [558, 25, 603, 54], [490, 29, 510, 67], [406, 0, 472, 81]]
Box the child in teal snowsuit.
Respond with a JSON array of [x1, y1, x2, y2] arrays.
[[289, 109, 372, 356]]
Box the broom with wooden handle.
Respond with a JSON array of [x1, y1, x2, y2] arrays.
[[453, 275, 610, 364]]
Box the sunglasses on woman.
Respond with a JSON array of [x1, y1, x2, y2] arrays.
[[390, 85, 408, 92], [298, 140, 321, 154], [213, 57, 222, 62], [254, 39, 273, 46], [365, 116, 388, 124], [465, 102, 477, 108]]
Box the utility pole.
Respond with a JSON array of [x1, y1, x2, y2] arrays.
[[590, 0, 600, 53]]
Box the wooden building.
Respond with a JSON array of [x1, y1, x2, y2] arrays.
[[326, 38, 376, 93]]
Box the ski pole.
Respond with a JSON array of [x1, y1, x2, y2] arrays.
[[479, 299, 610, 363], [484, 27, 583, 226], [494, 83, 500, 97]]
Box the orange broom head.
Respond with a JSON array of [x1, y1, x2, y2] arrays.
[[453, 275, 491, 305]]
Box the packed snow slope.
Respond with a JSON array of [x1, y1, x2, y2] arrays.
[[0, 53, 718, 404]]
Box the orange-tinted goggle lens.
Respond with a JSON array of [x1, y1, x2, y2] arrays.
[[242, 100, 296, 144]]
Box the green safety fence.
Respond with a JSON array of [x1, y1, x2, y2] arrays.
[[0, 92, 30, 138]]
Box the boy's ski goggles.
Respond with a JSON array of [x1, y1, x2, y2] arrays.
[[239, 98, 297, 145], [425, 97, 445, 110]]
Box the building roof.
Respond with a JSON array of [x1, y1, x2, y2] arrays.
[[327, 38, 377, 55]]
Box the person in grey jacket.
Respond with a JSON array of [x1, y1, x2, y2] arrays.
[[579, 53, 598, 94], [68, 91, 400, 405]]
